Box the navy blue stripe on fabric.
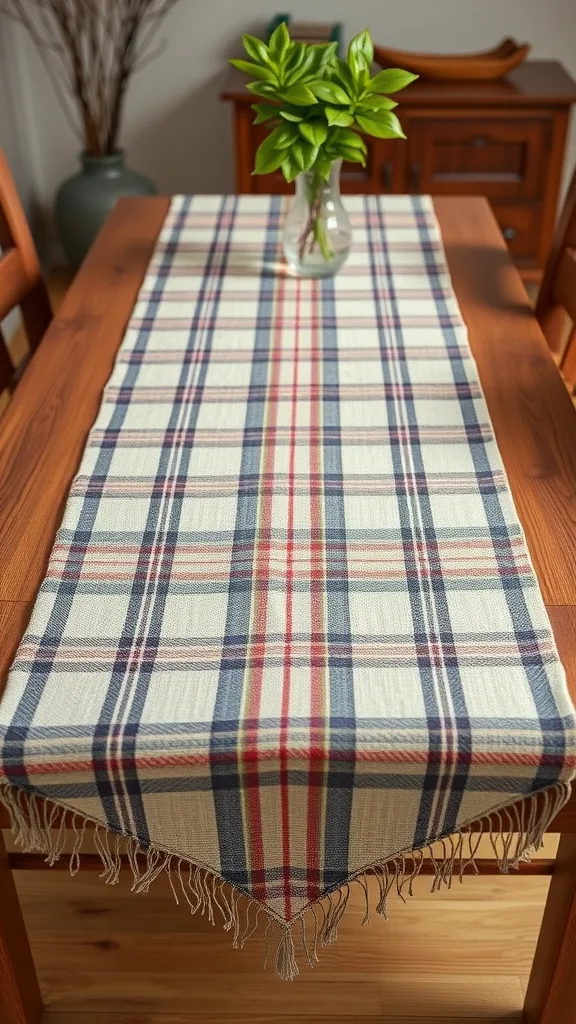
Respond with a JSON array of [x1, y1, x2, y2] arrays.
[[8, 712, 566, 741], [364, 195, 445, 849], [1, 199, 193, 799], [319, 276, 356, 890], [413, 196, 565, 800], [100, 195, 239, 840], [210, 196, 282, 890], [92, 195, 208, 832], [28, 769, 563, 802], [380, 196, 472, 839], [50, 524, 536, 544]]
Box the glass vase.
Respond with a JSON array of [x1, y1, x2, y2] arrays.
[[282, 160, 352, 277]]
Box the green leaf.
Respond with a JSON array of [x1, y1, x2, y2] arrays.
[[242, 34, 272, 66], [348, 29, 373, 69], [279, 108, 303, 122], [284, 42, 307, 75], [339, 147, 366, 165], [268, 21, 290, 62], [357, 94, 398, 111], [309, 79, 350, 104], [285, 48, 319, 86], [286, 45, 334, 86], [229, 59, 277, 82], [254, 145, 285, 176], [299, 121, 328, 146], [331, 57, 357, 97], [252, 103, 278, 124], [347, 30, 372, 87], [355, 109, 406, 139], [365, 68, 418, 94], [316, 41, 339, 72], [281, 83, 317, 105], [315, 152, 334, 180], [351, 59, 369, 89], [303, 143, 320, 171], [335, 128, 366, 149], [254, 125, 294, 174], [281, 154, 300, 183], [274, 124, 299, 148], [291, 138, 320, 172], [246, 81, 278, 99], [297, 42, 339, 81], [291, 139, 307, 171], [325, 106, 354, 127]]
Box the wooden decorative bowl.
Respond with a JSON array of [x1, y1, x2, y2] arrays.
[[373, 38, 531, 81]]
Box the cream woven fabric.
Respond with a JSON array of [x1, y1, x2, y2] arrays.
[[1, 195, 575, 976]]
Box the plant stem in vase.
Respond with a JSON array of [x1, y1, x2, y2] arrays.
[[284, 162, 351, 277], [230, 23, 417, 278]]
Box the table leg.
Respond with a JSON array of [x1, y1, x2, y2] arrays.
[[0, 831, 43, 1024], [524, 833, 576, 1023]]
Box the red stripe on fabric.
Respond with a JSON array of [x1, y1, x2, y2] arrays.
[[51, 535, 526, 558], [306, 279, 326, 903], [46, 563, 535, 584], [242, 272, 286, 900], [279, 276, 302, 920], [12, 749, 576, 776]]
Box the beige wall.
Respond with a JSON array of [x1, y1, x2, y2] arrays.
[[0, 19, 37, 213], [4, 0, 576, 218]]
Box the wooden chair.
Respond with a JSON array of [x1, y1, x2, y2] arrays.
[[0, 148, 52, 394], [536, 166, 576, 388]]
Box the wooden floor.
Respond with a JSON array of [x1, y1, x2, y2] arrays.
[[6, 835, 557, 1024]]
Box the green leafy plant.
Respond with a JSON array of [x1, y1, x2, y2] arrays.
[[230, 24, 417, 262]]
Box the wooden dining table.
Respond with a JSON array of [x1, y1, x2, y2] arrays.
[[1, 195, 576, 1024]]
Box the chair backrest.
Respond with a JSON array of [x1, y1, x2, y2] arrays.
[[0, 148, 52, 393], [535, 166, 576, 379]]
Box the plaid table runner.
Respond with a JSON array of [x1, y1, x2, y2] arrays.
[[1, 195, 576, 978]]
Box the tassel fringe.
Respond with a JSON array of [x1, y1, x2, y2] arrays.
[[0, 779, 571, 980]]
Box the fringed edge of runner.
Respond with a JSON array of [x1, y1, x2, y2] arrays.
[[0, 778, 571, 980]]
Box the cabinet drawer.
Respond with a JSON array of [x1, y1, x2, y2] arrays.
[[490, 202, 541, 261], [408, 117, 548, 198]]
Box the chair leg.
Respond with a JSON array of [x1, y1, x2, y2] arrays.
[[559, 325, 576, 391], [523, 833, 576, 1023], [0, 831, 43, 1024]]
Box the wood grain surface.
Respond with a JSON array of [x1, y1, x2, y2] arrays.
[[0, 198, 167, 608], [0, 832, 42, 1024], [523, 833, 576, 1024], [435, 196, 576, 610], [14, 869, 550, 1021]]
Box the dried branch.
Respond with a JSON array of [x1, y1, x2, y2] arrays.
[[1, 0, 183, 155]]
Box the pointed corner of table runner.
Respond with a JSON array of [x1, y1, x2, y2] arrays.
[[0, 776, 573, 980], [2, 194, 576, 981]]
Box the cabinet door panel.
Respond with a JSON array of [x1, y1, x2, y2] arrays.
[[490, 201, 541, 264], [407, 117, 548, 198]]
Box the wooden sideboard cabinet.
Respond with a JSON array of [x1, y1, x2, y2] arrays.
[[221, 60, 576, 281]]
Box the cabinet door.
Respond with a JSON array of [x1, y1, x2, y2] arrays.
[[406, 117, 548, 198], [340, 139, 406, 195], [490, 201, 542, 268]]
